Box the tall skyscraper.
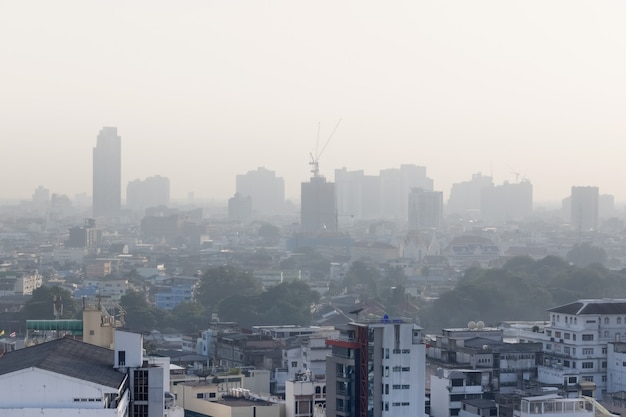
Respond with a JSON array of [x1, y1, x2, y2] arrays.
[[480, 180, 533, 224], [301, 176, 337, 234], [571, 186, 599, 232], [236, 167, 285, 216], [93, 127, 121, 218], [326, 318, 426, 417], [126, 175, 170, 212], [408, 188, 443, 231], [447, 172, 493, 217]]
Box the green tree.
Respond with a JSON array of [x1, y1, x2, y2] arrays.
[[120, 291, 159, 332], [566, 243, 607, 267], [196, 266, 262, 310], [24, 286, 80, 320], [168, 301, 207, 332]]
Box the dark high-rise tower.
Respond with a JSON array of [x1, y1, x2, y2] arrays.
[[93, 127, 121, 218], [301, 176, 337, 234]]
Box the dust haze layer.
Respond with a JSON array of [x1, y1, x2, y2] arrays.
[[1, 1, 624, 204]]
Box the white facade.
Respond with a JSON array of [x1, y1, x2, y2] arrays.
[[369, 321, 426, 417], [518, 394, 595, 417], [517, 299, 626, 400], [606, 342, 626, 393], [0, 368, 127, 416], [285, 378, 326, 417], [430, 369, 490, 417]]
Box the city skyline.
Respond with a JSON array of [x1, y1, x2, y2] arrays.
[[1, 1, 625, 204]]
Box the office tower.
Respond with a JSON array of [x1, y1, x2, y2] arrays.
[[126, 175, 170, 212], [380, 165, 433, 220], [93, 127, 121, 218], [326, 318, 426, 417], [480, 180, 533, 224], [408, 188, 443, 231], [228, 193, 252, 222], [599, 194, 615, 219], [447, 173, 493, 217], [335, 168, 364, 222], [236, 167, 285, 216], [571, 186, 599, 232], [301, 176, 337, 234]]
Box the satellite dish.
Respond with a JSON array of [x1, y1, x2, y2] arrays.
[[468, 321, 477, 329], [477, 321, 485, 329]]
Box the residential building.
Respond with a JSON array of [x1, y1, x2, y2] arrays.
[[236, 167, 285, 216], [285, 371, 326, 417], [228, 192, 252, 222], [126, 175, 170, 213], [67, 218, 102, 249], [155, 284, 194, 310], [517, 299, 626, 400], [571, 186, 599, 232], [408, 188, 444, 231], [380, 164, 433, 221], [301, 176, 337, 234], [447, 173, 494, 217], [0, 270, 42, 296], [480, 180, 533, 224], [93, 127, 121, 218], [0, 337, 130, 417], [426, 325, 542, 395], [325, 317, 426, 417]]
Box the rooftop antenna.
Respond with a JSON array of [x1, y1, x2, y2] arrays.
[[309, 119, 342, 177]]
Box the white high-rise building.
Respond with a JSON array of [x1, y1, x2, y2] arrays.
[[326, 317, 426, 417]]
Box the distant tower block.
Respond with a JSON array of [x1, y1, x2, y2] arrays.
[[92, 127, 121, 218]]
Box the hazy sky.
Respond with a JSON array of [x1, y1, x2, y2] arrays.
[[2, 1, 625, 204]]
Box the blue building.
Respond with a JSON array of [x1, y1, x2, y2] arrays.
[[155, 284, 194, 310]]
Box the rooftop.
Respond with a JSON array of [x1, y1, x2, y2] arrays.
[[548, 299, 626, 315], [0, 336, 125, 389]]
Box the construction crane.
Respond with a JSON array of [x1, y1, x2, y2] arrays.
[[309, 119, 342, 177]]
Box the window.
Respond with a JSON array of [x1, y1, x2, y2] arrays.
[[605, 317, 610, 325], [209, 392, 216, 398], [385, 366, 389, 377], [385, 348, 389, 359], [385, 384, 389, 395], [197, 393, 204, 399], [619, 318, 623, 325], [133, 370, 149, 401], [605, 331, 610, 338], [602, 375, 607, 382], [602, 362, 607, 369], [451, 379, 464, 387], [602, 347, 608, 354], [118, 350, 126, 366], [545, 344, 552, 350], [582, 348, 594, 355], [582, 376, 594, 382], [564, 333, 571, 340], [291, 361, 298, 367], [546, 330, 552, 337], [401, 367, 410, 372], [582, 362, 594, 369], [394, 324, 400, 349], [89, 330, 95, 335], [555, 331, 562, 338], [582, 334, 594, 341], [573, 334, 576, 341]]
